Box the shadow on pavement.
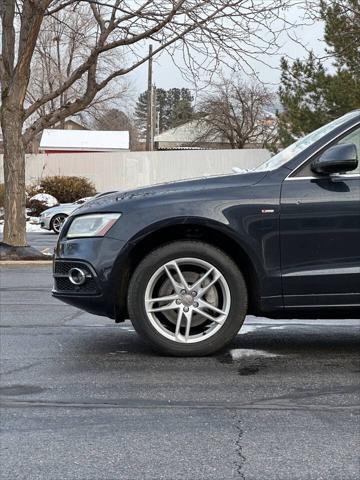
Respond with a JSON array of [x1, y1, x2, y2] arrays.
[[64, 323, 360, 361]]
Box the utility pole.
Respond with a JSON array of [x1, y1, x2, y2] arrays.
[[146, 44, 153, 151], [156, 110, 160, 136], [152, 85, 157, 148]]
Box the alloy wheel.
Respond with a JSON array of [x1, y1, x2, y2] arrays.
[[52, 215, 66, 233], [144, 257, 231, 343]]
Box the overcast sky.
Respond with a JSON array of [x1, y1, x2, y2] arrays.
[[129, 9, 327, 99]]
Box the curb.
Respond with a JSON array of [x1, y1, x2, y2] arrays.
[[0, 260, 53, 266]]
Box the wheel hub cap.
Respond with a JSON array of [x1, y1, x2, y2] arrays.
[[180, 293, 195, 306]]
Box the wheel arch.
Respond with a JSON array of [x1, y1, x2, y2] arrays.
[[112, 217, 261, 321]]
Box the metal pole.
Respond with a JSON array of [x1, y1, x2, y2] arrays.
[[146, 44, 153, 151], [152, 85, 157, 149]]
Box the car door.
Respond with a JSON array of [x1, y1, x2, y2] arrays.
[[280, 126, 360, 308]]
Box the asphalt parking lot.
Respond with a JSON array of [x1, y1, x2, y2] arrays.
[[24, 231, 59, 253], [0, 264, 359, 480], [0, 230, 58, 254]]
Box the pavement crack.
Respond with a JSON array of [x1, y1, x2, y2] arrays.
[[1, 361, 44, 376], [62, 309, 85, 324], [233, 415, 246, 479]]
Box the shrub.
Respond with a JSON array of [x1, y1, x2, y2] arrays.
[[1, 183, 47, 217], [0, 183, 4, 208], [27, 199, 49, 217], [26, 184, 41, 199], [30, 176, 96, 204]]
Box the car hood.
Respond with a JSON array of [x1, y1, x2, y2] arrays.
[[42, 203, 75, 214], [76, 171, 267, 213]]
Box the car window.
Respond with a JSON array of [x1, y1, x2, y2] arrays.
[[292, 125, 360, 177], [337, 128, 360, 173], [253, 111, 360, 172]]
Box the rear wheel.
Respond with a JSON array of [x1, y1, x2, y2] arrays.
[[128, 241, 248, 356], [51, 214, 67, 234]]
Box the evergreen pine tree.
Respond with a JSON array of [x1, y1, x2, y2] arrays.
[[278, 0, 360, 146], [134, 87, 194, 139]]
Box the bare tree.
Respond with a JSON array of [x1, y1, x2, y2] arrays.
[[196, 78, 277, 149], [91, 108, 139, 149], [1, 0, 302, 248], [27, 6, 129, 130]]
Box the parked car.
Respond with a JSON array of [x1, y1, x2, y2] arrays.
[[40, 197, 92, 233], [53, 111, 360, 356]]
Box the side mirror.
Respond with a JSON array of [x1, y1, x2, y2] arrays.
[[311, 143, 358, 175]]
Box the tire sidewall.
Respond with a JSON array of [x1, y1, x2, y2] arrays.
[[128, 241, 248, 356]]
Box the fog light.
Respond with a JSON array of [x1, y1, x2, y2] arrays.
[[68, 267, 87, 285]]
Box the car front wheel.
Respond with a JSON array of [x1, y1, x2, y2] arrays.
[[128, 241, 248, 356], [50, 214, 67, 234]]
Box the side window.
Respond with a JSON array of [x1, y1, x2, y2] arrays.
[[292, 126, 360, 177], [337, 128, 360, 173]]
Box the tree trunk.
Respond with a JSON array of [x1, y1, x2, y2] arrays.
[[1, 103, 27, 247]]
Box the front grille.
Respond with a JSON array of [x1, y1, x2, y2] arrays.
[[53, 260, 99, 295], [55, 277, 78, 291], [54, 276, 98, 293]]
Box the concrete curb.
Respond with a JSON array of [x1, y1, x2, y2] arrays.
[[0, 260, 53, 266]]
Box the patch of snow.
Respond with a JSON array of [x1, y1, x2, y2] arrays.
[[40, 129, 129, 151], [26, 223, 45, 233], [0, 223, 50, 233], [232, 166, 251, 174], [238, 325, 264, 334], [30, 193, 58, 206], [244, 316, 360, 326], [230, 349, 279, 360]]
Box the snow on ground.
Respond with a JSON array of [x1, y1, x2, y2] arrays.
[[0, 216, 51, 234], [0, 222, 46, 233], [27, 223, 47, 233], [230, 348, 279, 360], [244, 316, 360, 326], [238, 325, 260, 334]]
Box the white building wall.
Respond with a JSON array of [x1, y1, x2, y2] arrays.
[[0, 149, 270, 192]]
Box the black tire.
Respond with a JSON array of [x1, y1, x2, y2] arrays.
[[50, 214, 67, 234], [127, 241, 248, 356]]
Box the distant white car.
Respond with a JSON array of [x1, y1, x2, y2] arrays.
[[39, 197, 92, 233]]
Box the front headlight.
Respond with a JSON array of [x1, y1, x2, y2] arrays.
[[66, 213, 121, 238]]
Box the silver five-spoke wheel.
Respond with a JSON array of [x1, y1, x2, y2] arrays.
[[144, 258, 231, 343], [128, 241, 247, 356]]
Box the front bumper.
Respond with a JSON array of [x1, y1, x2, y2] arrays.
[[40, 215, 51, 230], [52, 236, 128, 319]]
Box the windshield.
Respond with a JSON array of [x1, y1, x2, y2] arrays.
[[252, 110, 359, 172]]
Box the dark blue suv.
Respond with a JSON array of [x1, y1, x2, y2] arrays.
[[53, 111, 360, 355]]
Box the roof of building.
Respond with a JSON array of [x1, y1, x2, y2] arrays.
[[40, 129, 129, 151], [154, 115, 278, 149], [62, 119, 89, 130], [154, 120, 224, 145]]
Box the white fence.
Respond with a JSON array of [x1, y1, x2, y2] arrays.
[[0, 149, 270, 192]]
